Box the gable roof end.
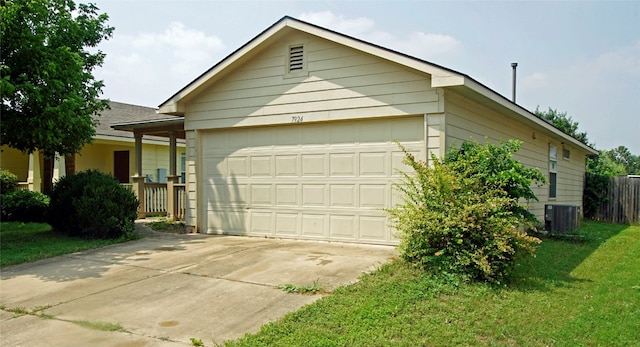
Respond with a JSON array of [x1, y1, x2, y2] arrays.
[[158, 16, 596, 155]]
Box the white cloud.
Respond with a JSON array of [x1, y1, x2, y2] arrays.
[[299, 11, 461, 61], [519, 41, 640, 152], [94, 22, 226, 106]]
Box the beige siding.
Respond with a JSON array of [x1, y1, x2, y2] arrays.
[[185, 130, 198, 228], [185, 31, 441, 130], [0, 145, 29, 181], [443, 91, 588, 220], [76, 139, 185, 183]]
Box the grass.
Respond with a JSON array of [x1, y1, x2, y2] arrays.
[[278, 280, 324, 295], [145, 218, 187, 234], [71, 320, 127, 332], [0, 222, 136, 267], [225, 221, 640, 346]]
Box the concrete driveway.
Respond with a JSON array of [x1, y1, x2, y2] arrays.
[[0, 223, 397, 346]]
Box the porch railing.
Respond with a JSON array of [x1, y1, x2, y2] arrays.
[[145, 183, 168, 216], [121, 182, 185, 220]]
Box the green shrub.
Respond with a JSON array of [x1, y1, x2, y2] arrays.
[[48, 170, 139, 239], [388, 141, 542, 284], [0, 189, 50, 222], [0, 169, 18, 195], [444, 140, 546, 223]]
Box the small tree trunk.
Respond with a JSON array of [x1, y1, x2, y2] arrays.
[[43, 157, 54, 194]]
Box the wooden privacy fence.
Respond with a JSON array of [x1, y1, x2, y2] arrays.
[[594, 176, 640, 224]]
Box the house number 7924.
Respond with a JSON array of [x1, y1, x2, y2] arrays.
[[291, 116, 303, 123]]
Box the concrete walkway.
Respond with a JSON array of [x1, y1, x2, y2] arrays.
[[0, 223, 397, 346]]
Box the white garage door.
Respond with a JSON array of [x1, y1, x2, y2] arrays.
[[200, 116, 425, 245]]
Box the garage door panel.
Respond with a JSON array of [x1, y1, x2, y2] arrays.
[[329, 215, 356, 239], [205, 157, 227, 177], [302, 184, 325, 206], [250, 156, 272, 176], [201, 116, 425, 244], [302, 124, 327, 145], [391, 150, 419, 176], [301, 214, 326, 237], [330, 184, 356, 207], [360, 120, 390, 143], [275, 126, 300, 146], [226, 128, 249, 149], [392, 117, 424, 142], [359, 216, 387, 241], [360, 184, 386, 208], [275, 213, 299, 236], [248, 127, 274, 148], [250, 212, 272, 234], [251, 184, 272, 205], [227, 156, 248, 177], [275, 155, 299, 176], [276, 184, 298, 205], [207, 210, 248, 234], [207, 184, 249, 207], [359, 152, 386, 176], [301, 154, 325, 176], [330, 122, 358, 145], [329, 153, 355, 176]]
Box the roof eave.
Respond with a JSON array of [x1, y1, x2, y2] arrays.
[[460, 78, 597, 155]]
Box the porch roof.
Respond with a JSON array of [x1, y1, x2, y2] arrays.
[[111, 118, 185, 140]]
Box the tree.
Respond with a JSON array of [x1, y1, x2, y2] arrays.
[[534, 106, 591, 146], [0, 0, 113, 192], [603, 146, 640, 175]]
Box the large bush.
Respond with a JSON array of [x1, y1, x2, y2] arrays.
[[0, 169, 18, 195], [444, 140, 546, 223], [0, 189, 50, 222], [48, 170, 139, 239], [388, 141, 543, 284]]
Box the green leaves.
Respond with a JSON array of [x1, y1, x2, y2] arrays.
[[388, 140, 543, 284], [0, 0, 113, 156]]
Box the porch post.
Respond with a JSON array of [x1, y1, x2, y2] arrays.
[[53, 153, 66, 183], [131, 131, 146, 218], [27, 151, 42, 192], [166, 131, 179, 220]]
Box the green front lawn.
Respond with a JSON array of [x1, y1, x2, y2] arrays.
[[226, 221, 640, 346], [0, 222, 135, 267]]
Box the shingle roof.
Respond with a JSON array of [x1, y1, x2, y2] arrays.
[[96, 101, 181, 141]]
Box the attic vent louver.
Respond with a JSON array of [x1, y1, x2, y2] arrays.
[[288, 45, 304, 72]]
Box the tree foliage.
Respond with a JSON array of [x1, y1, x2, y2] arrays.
[[534, 106, 591, 146], [0, 0, 113, 157], [388, 140, 543, 284]]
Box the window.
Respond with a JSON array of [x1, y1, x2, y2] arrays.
[[180, 153, 186, 184], [562, 147, 570, 160], [549, 145, 558, 198]]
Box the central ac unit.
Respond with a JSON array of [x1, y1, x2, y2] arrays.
[[544, 204, 580, 233]]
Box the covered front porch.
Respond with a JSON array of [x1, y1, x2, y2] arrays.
[[111, 118, 186, 220]]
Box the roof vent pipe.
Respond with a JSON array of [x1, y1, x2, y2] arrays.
[[511, 62, 518, 103]]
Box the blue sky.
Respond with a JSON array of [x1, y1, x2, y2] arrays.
[[92, 1, 640, 153]]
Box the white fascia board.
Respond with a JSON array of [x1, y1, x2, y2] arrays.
[[286, 19, 466, 86], [159, 21, 289, 114], [93, 135, 186, 147]]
